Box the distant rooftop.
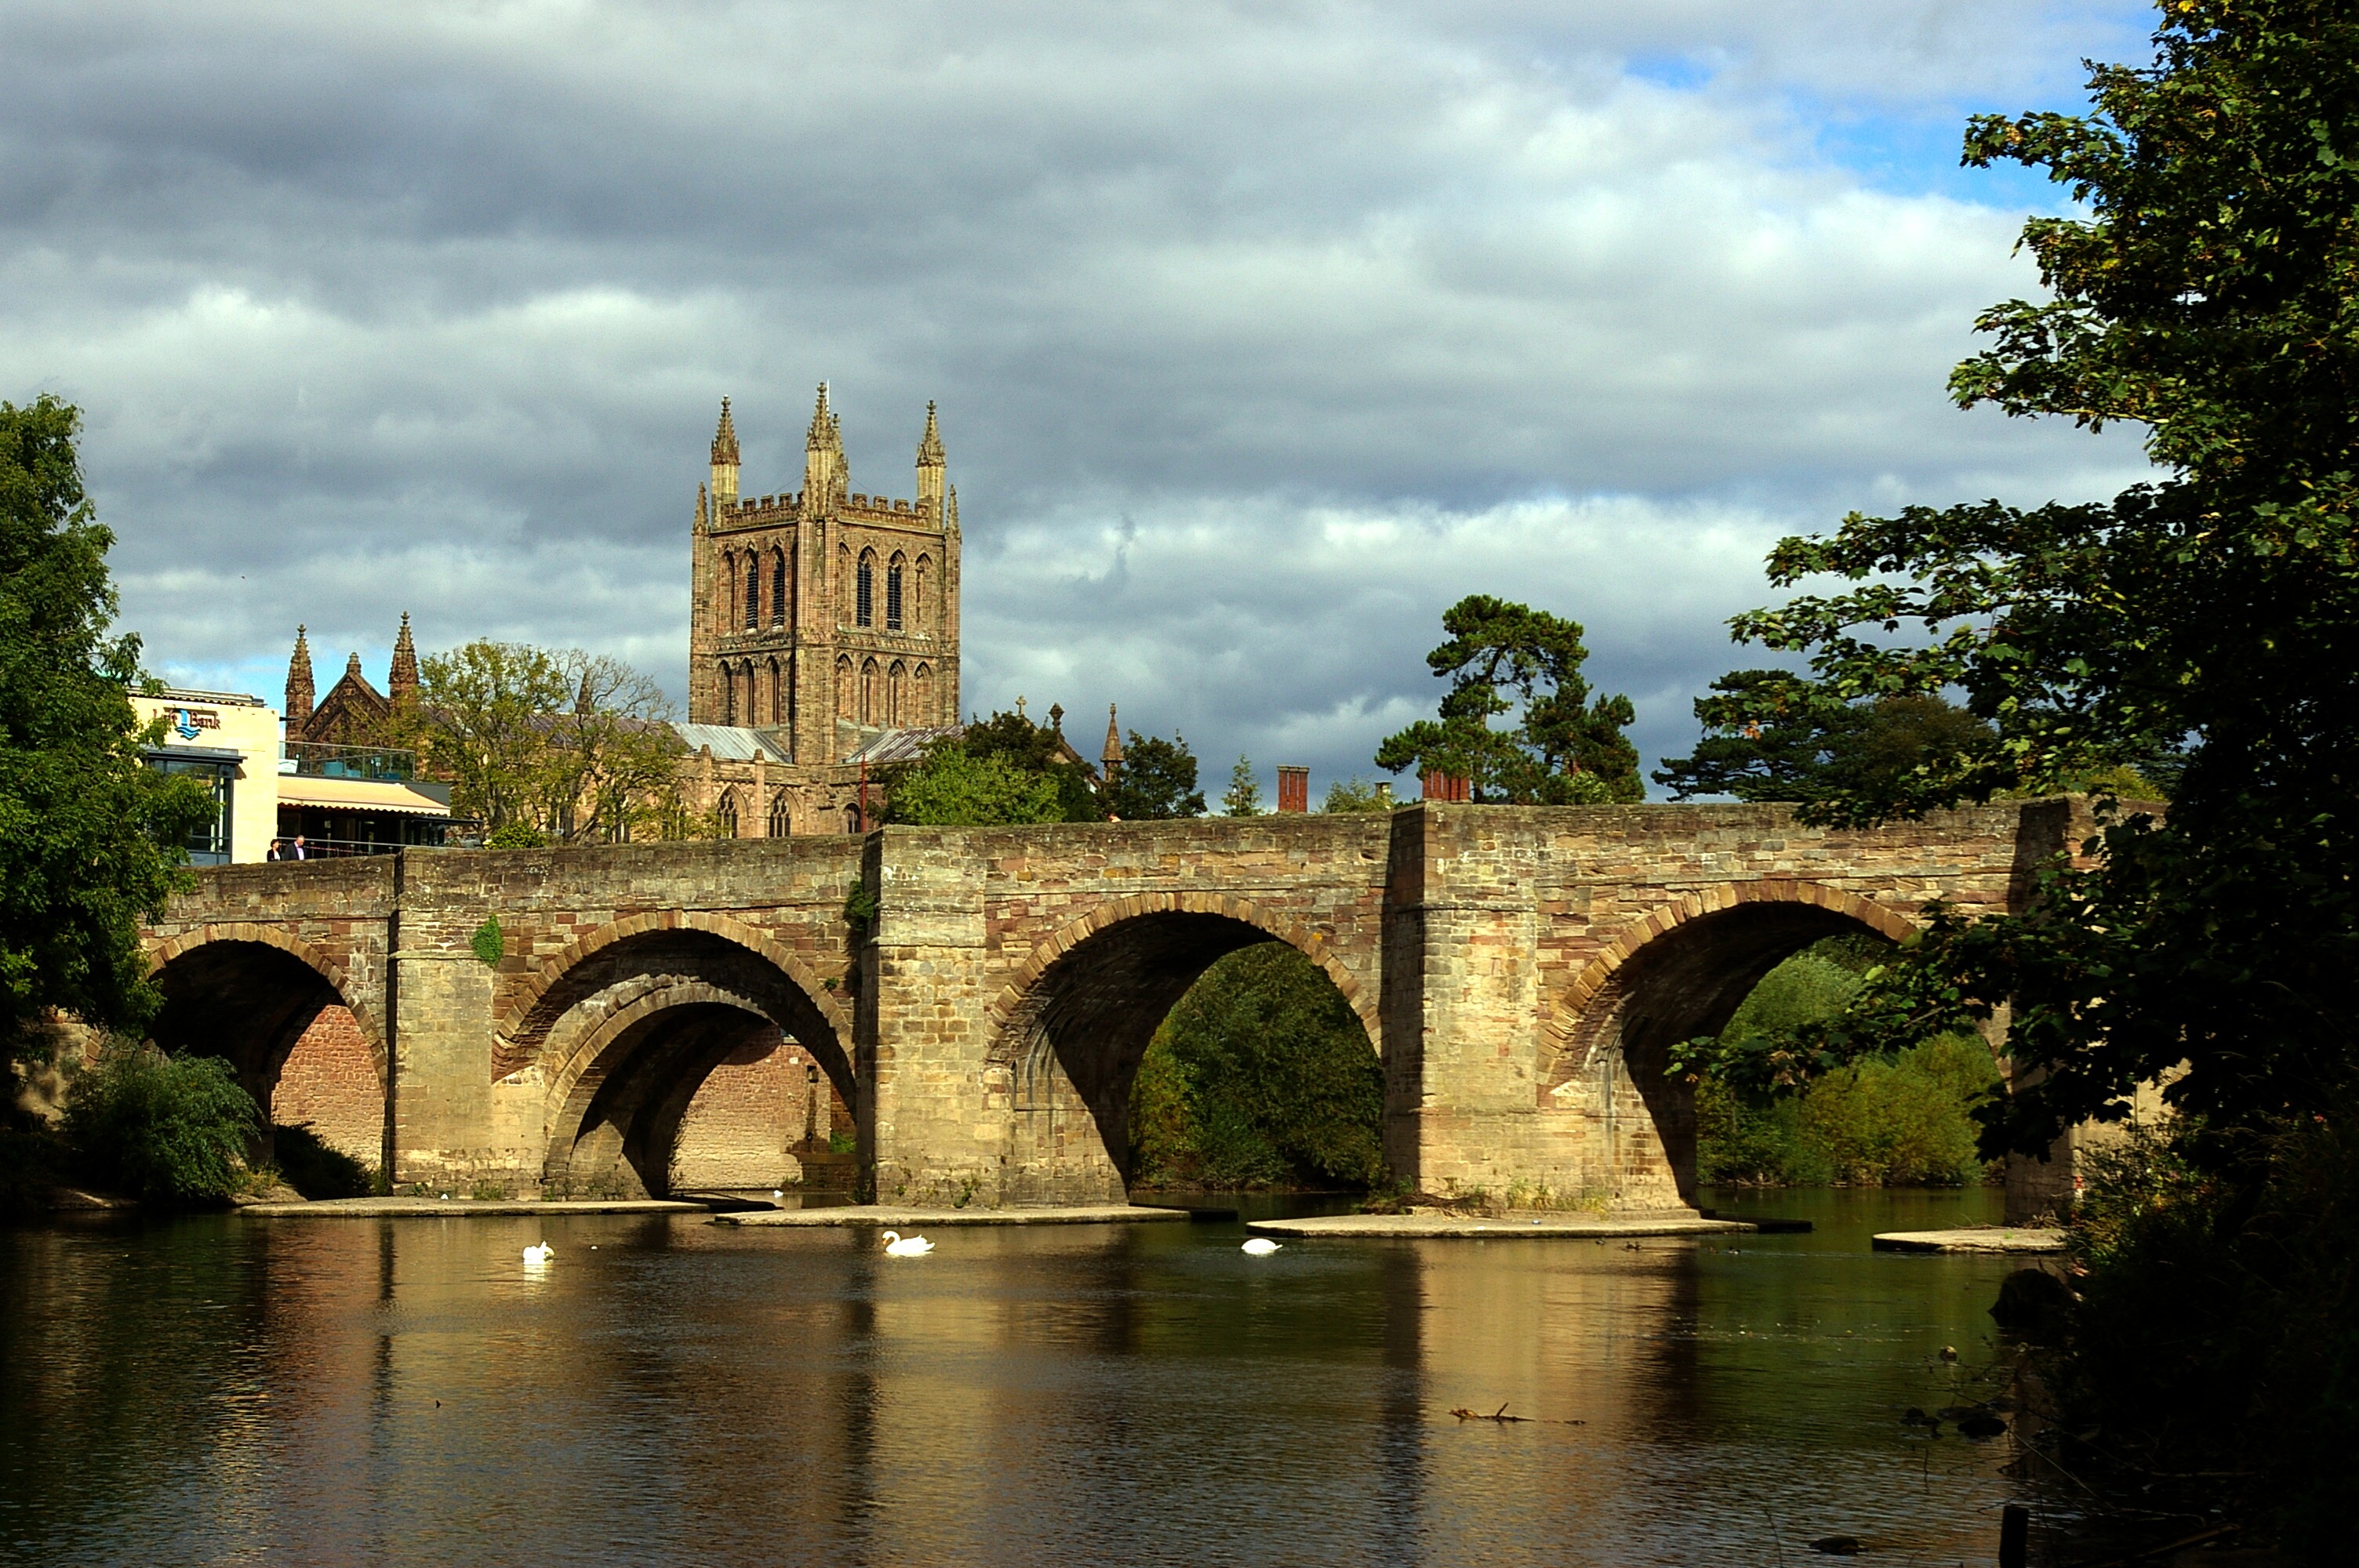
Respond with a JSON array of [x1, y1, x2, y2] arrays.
[[142, 687, 267, 707]]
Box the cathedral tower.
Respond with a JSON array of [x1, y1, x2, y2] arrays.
[[685, 388, 961, 760]]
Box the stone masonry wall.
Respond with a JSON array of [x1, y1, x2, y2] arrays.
[[147, 801, 2055, 1208], [271, 1005, 382, 1167]]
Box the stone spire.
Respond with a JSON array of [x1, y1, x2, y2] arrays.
[[711, 396, 740, 466], [345, 651, 364, 681], [805, 383, 845, 505], [285, 625, 314, 729], [709, 398, 740, 509], [389, 612, 419, 708], [916, 400, 947, 513], [1102, 703, 1123, 780]]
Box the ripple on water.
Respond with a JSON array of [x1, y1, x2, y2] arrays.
[[0, 1190, 2026, 1566]]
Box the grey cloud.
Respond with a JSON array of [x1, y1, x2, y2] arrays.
[[5, 1, 2156, 787]]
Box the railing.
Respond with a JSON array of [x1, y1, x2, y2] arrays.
[[267, 833, 451, 860], [282, 740, 419, 782]]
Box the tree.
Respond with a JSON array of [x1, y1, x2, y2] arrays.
[[1699, 1, 2359, 1155], [398, 641, 689, 841], [1128, 943, 1385, 1189], [1106, 732, 1205, 820], [882, 742, 1064, 826], [1653, 673, 1996, 804], [956, 709, 1100, 821], [0, 396, 214, 1064], [1374, 595, 1643, 803], [1685, 6, 2359, 1535], [538, 654, 687, 842], [1321, 777, 1389, 812], [1221, 756, 1262, 816]]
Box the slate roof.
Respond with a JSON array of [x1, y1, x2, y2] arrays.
[[842, 726, 962, 766], [670, 723, 793, 763]]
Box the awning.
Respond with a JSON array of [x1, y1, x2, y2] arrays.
[[276, 776, 452, 817]]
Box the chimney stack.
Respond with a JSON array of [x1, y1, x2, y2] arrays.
[[1277, 765, 1309, 813]]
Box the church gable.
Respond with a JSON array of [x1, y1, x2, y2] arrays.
[[303, 656, 391, 746]]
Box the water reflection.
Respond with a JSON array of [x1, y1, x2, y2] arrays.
[[1, 1191, 2023, 1566]]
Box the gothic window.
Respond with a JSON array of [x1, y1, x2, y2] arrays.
[[856, 550, 876, 627], [839, 544, 852, 622], [886, 553, 905, 630], [767, 789, 790, 839], [915, 554, 930, 624], [860, 658, 878, 724], [720, 661, 736, 724], [745, 557, 761, 630], [914, 662, 933, 724], [887, 661, 906, 725], [722, 551, 738, 630], [717, 789, 739, 839], [771, 550, 787, 628], [844, 804, 862, 834], [769, 657, 786, 725], [835, 655, 853, 717]]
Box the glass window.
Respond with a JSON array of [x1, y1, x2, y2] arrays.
[[148, 755, 234, 866]]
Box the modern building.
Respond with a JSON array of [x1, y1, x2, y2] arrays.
[[133, 688, 282, 866]]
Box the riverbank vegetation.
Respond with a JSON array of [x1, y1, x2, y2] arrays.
[[1656, 3, 2359, 1549], [0, 396, 220, 1209], [1693, 941, 1999, 1188], [1128, 943, 1384, 1191]]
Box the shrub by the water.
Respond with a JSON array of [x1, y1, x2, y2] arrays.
[[64, 1044, 260, 1203], [2039, 1112, 2359, 1559], [1129, 942, 1385, 1190]]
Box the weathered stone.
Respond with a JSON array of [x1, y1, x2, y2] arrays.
[[141, 800, 2075, 1208]]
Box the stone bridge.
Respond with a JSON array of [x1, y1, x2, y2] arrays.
[[139, 800, 2080, 1210]]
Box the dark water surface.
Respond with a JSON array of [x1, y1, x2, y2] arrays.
[[2, 1189, 2029, 1566]]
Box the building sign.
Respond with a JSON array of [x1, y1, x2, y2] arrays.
[[171, 708, 222, 740]]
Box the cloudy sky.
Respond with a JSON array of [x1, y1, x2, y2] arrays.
[[2, 0, 2162, 795]]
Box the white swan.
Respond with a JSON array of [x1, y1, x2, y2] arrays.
[[1241, 1237, 1281, 1256], [522, 1243, 555, 1265], [881, 1229, 936, 1257]]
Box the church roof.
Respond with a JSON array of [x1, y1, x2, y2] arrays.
[[671, 723, 791, 763], [842, 725, 962, 766]]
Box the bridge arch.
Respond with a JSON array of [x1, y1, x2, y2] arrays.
[[986, 892, 1379, 1203], [144, 924, 388, 1167], [502, 914, 853, 1198], [1544, 880, 1919, 1206]]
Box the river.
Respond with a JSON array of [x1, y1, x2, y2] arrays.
[[1, 1188, 2032, 1566]]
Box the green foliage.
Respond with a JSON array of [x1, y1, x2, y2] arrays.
[[403, 640, 687, 842], [1692, 939, 2000, 1186], [1678, 12, 2359, 1521], [271, 1123, 373, 1200], [883, 742, 1066, 826], [1655, 677, 1997, 804], [0, 396, 216, 1060], [470, 915, 503, 966], [1320, 777, 1389, 812], [954, 709, 1102, 821], [1683, 2, 2359, 1168], [1105, 731, 1205, 820], [1127, 943, 1386, 1189], [1374, 594, 1642, 803], [1220, 756, 1262, 816], [63, 1043, 260, 1203]]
